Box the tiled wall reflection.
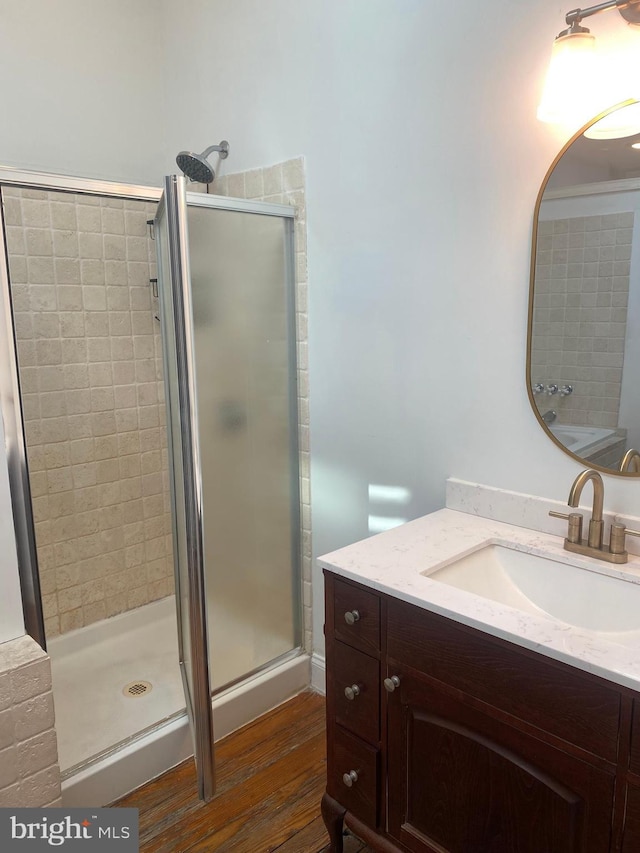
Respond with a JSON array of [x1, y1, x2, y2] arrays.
[[4, 187, 173, 637], [532, 212, 633, 429], [215, 158, 312, 653]]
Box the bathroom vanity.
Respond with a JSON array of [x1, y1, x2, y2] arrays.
[[319, 499, 640, 853]]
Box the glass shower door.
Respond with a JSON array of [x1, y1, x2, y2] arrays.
[[154, 176, 215, 802], [186, 199, 300, 691], [155, 175, 300, 804]]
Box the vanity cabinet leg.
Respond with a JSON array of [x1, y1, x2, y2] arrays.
[[321, 791, 346, 852]]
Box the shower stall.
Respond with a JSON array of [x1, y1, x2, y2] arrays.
[[0, 167, 307, 804]]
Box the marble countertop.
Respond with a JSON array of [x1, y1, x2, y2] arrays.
[[318, 508, 640, 692]]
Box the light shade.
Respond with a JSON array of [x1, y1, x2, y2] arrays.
[[583, 100, 640, 138], [537, 32, 605, 126]]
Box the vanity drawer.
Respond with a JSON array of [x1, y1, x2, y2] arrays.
[[332, 577, 380, 656], [387, 598, 621, 763], [333, 641, 380, 745], [327, 725, 379, 827]]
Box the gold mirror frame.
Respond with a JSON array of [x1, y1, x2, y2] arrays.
[[527, 99, 640, 477]]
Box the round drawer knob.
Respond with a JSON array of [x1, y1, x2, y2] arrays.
[[344, 609, 360, 625], [384, 675, 400, 693], [343, 770, 359, 788], [344, 684, 361, 701]]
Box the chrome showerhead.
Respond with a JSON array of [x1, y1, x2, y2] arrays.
[[176, 152, 216, 184], [176, 140, 230, 184]]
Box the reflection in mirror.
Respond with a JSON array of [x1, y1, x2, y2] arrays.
[[529, 102, 640, 474]]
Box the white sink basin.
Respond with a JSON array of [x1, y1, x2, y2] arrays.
[[425, 544, 640, 637]]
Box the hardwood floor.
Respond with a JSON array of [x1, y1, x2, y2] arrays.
[[113, 691, 371, 853]]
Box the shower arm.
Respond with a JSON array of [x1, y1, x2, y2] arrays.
[[202, 141, 230, 159]]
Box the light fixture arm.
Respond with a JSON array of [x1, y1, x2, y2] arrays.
[[561, 0, 640, 34]]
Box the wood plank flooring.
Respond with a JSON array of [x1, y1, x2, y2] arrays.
[[113, 691, 372, 853]]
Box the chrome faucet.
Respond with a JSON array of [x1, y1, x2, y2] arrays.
[[549, 468, 640, 564]]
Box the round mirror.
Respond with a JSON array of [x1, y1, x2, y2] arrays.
[[528, 101, 640, 475]]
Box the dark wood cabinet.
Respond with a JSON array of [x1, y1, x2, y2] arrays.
[[629, 700, 640, 776], [322, 570, 640, 853], [621, 783, 640, 852], [387, 663, 614, 853]]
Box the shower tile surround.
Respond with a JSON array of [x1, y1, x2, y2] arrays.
[[214, 158, 312, 654], [0, 635, 61, 807], [4, 187, 174, 637], [532, 212, 633, 430]]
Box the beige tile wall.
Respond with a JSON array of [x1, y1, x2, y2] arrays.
[[3, 187, 173, 637], [0, 635, 61, 807], [532, 212, 633, 429], [214, 158, 312, 652]]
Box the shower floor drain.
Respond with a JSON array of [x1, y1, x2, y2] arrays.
[[123, 680, 153, 698]]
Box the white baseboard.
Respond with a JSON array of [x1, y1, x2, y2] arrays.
[[311, 652, 326, 694]]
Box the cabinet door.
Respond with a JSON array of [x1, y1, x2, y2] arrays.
[[386, 663, 614, 853], [622, 782, 640, 852], [387, 597, 620, 763]]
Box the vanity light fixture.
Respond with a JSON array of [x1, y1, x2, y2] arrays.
[[538, 0, 640, 128]]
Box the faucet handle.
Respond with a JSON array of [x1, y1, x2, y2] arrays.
[[549, 510, 583, 544], [610, 522, 640, 557]]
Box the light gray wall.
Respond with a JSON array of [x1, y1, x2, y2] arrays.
[[0, 0, 165, 184], [157, 0, 640, 657], [2, 1, 640, 659]]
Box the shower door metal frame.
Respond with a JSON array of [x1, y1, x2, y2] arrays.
[[184, 188, 303, 669], [156, 178, 301, 801], [0, 165, 302, 802], [0, 188, 45, 647], [155, 176, 216, 801]]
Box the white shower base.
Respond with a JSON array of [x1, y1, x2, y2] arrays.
[[49, 597, 184, 774], [48, 596, 310, 806]]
